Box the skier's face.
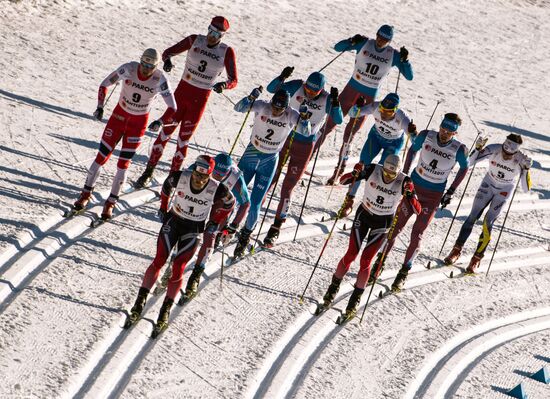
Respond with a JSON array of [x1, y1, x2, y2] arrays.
[[375, 35, 391, 49], [382, 168, 397, 183], [438, 128, 456, 144], [191, 170, 210, 189], [304, 85, 321, 99], [139, 61, 156, 78], [271, 104, 285, 117], [207, 27, 224, 46], [379, 104, 396, 121]]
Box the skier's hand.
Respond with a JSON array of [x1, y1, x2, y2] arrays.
[[407, 120, 417, 135], [475, 135, 488, 151], [248, 87, 262, 100], [408, 195, 422, 215], [213, 82, 226, 93], [330, 86, 340, 106], [399, 46, 409, 62], [440, 187, 455, 209], [355, 96, 366, 108], [205, 221, 219, 234], [349, 34, 367, 45], [299, 104, 311, 120], [220, 223, 238, 246], [351, 162, 364, 178], [163, 58, 173, 73], [93, 107, 104, 121], [403, 180, 415, 198], [520, 155, 532, 170], [157, 208, 168, 222], [339, 172, 355, 185], [279, 66, 294, 80], [148, 120, 162, 132]]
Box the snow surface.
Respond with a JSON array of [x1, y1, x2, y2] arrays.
[[1, 0, 549, 398]]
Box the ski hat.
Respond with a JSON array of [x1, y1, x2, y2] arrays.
[[304, 72, 326, 93], [210, 16, 230, 32], [383, 154, 402, 175], [194, 155, 216, 175], [440, 113, 462, 132], [502, 133, 522, 155], [214, 153, 233, 177], [272, 89, 290, 109], [141, 48, 160, 67], [380, 92, 400, 110], [377, 25, 394, 41]]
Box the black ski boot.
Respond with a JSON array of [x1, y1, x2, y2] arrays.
[[151, 298, 174, 339], [262, 218, 285, 248], [315, 275, 342, 315], [135, 164, 155, 189], [124, 287, 149, 329], [391, 265, 410, 292], [368, 253, 386, 285], [337, 286, 365, 324], [233, 228, 252, 259], [178, 266, 204, 305]]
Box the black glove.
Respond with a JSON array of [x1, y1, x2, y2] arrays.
[[163, 58, 173, 73], [213, 82, 226, 93], [350, 34, 367, 45], [148, 120, 162, 132], [330, 87, 339, 107], [93, 107, 104, 121], [399, 46, 409, 62], [407, 120, 417, 134], [205, 221, 218, 234], [440, 188, 455, 209], [355, 96, 366, 107], [157, 208, 168, 222], [279, 66, 294, 80]]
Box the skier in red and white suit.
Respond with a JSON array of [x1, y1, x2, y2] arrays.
[[72, 48, 176, 220], [135, 16, 238, 186]]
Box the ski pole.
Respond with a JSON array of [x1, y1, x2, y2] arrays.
[[328, 106, 362, 201], [229, 86, 263, 156], [318, 51, 345, 73], [250, 129, 297, 254], [293, 145, 321, 242], [299, 174, 358, 304], [222, 92, 236, 106], [359, 203, 400, 323], [485, 176, 521, 277], [103, 82, 119, 109], [395, 71, 401, 93]]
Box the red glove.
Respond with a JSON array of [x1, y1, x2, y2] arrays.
[[408, 194, 422, 215], [351, 162, 364, 177], [339, 172, 354, 185], [403, 180, 414, 197]]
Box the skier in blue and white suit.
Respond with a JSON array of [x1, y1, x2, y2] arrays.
[[232, 87, 312, 257]]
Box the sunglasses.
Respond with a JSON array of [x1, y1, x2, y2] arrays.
[[383, 169, 397, 180], [304, 86, 321, 97], [140, 61, 156, 70], [207, 27, 224, 39]]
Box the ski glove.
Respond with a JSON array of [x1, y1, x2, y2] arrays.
[[355, 96, 366, 108], [299, 104, 311, 120], [93, 107, 104, 121], [148, 120, 162, 132], [330, 87, 339, 106], [350, 34, 367, 45], [248, 87, 262, 100], [399, 46, 409, 62], [403, 180, 415, 198], [520, 155, 532, 170], [407, 120, 417, 135], [351, 162, 364, 178], [440, 187, 455, 208], [475, 136, 488, 151], [408, 195, 422, 215], [213, 82, 226, 93], [163, 58, 173, 73], [220, 223, 238, 246], [339, 163, 362, 185], [279, 66, 294, 80]]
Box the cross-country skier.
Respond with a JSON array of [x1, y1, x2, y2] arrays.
[[443, 133, 532, 273], [135, 16, 238, 187], [231, 87, 312, 258], [377, 113, 469, 292], [338, 92, 417, 217], [261, 67, 344, 247], [316, 24, 413, 185], [125, 155, 235, 337], [71, 48, 176, 220], [318, 155, 421, 321], [180, 152, 251, 300]]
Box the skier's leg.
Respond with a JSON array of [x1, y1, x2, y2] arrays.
[[244, 154, 277, 232], [166, 232, 201, 301], [334, 206, 371, 279], [455, 180, 493, 247], [356, 224, 389, 289]]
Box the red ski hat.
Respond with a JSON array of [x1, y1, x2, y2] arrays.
[[210, 16, 229, 32], [195, 155, 216, 175]]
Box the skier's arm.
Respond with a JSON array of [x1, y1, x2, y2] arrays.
[[222, 47, 238, 90], [291, 108, 312, 137], [162, 35, 196, 60], [402, 176, 422, 215], [160, 171, 183, 211], [334, 35, 366, 52], [157, 75, 177, 124], [208, 184, 236, 226], [231, 174, 251, 227], [97, 64, 127, 107], [449, 145, 469, 191], [469, 144, 497, 166], [392, 50, 413, 81], [234, 96, 263, 113], [349, 102, 376, 120], [325, 96, 344, 125], [266, 77, 302, 95], [519, 152, 533, 192], [403, 130, 427, 173], [340, 163, 375, 185]]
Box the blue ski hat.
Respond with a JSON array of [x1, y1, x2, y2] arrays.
[[377, 24, 394, 41], [305, 71, 326, 93], [214, 152, 232, 177], [380, 92, 400, 110], [272, 89, 290, 109]]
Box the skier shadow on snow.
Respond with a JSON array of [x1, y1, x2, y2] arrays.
[[0, 185, 65, 212], [59, 254, 145, 279], [221, 275, 299, 301], [0, 217, 51, 254], [29, 286, 123, 314], [490, 385, 516, 395], [76, 236, 153, 262], [0, 88, 96, 121], [534, 354, 550, 363], [482, 121, 549, 144], [0, 144, 87, 174], [0, 164, 81, 194]]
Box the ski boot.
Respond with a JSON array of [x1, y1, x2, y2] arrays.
[[391, 265, 410, 293], [336, 286, 364, 324], [327, 164, 345, 186], [465, 253, 483, 274], [151, 298, 174, 339], [101, 198, 116, 220], [263, 218, 285, 248], [444, 244, 463, 266], [315, 275, 342, 316], [134, 164, 155, 189], [338, 194, 355, 218], [178, 266, 204, 305], [368, 253, 386, 285], [124, 287, 149, 329], [233, 228, 252, 259], [73, 189, 93, 211]]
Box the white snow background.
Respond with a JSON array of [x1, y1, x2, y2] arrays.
[[1, 0, 549, 398]]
